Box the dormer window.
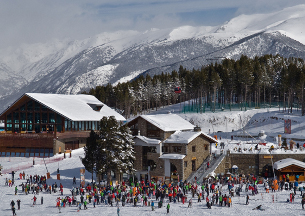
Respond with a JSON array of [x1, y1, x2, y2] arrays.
[[87, 103, 103, 111]]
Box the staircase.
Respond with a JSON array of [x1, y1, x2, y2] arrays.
[[186, 152, 226, 183]]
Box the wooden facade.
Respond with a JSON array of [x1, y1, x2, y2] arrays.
[[276, 164, 305, 182], [0, 95, 98, 157]]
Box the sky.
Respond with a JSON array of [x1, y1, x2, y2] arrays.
[[0, 0, 304, 50]]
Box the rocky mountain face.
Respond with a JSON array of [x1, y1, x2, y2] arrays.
[[1, 5, 305, 112]]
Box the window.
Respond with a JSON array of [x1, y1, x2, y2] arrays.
[[192, 146, 196, 152], [204, 145, 208, 150], [184, 161, 187, 167], [162, 146, 168, 153], [147, 123, 158, 130], [173, 146, 182, 153], [148, 147, 157, 153], [147, 160, 157, 171]]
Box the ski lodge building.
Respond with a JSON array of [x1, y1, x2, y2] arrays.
[[128, 113, 217, 182], [0, 93, 125, 157]]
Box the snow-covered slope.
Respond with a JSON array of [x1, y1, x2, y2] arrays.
[[1, 5, 305, 111]]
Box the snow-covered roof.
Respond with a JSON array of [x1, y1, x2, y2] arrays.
[[134, 136, 161, 145], [159, 154, 186, 160], [138, 113, 194, 132], [274, 158, 305, 170], [2, 93, 125, 121], [164, 130, 218, 144]]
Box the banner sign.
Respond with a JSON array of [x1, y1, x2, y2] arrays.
[[284, 119, 291, 134], [80, 169, 85, 187]]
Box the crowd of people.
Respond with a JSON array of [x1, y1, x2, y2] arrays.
[[5, 170, 305, 215]]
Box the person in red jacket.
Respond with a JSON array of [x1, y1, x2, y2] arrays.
[[223, 195, 227, 206]]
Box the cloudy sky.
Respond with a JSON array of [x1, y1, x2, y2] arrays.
[[0, 0, 303, 49]]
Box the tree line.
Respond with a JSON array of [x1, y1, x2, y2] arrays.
[[83, 54, 305, 117]]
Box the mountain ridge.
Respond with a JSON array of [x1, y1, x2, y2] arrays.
[[1, 5, 305, 112]]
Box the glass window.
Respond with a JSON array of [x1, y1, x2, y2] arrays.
[[49, 113, 55, 123], [35, 113, 40, 123], [20, 104, 26, 111], [27, 101, 33, 111], [20, 113, 26, 123], [16, 152, 20, 157], [25, 153, 29, 157], [42, 113, 48, 123], [13, 112, 19, 124], [49, 152, 53, 157], [6, 152, 10, 157], [7, 113, 12, 123], [68, 121, 71, 131], [27, 124, 33, 131], [35, 124, 40, 133], [35, 153, 39, 157], [7, 124, 12, 131], [27, 113, 33, 123], [41, 105, 48, 111], [41, 125, 46, 132], [72, 121, 75, 131], [192, 146, 196, 152], [87, 122, 91, 130], [26, 148, 30, 153], [1, 152, 5, 156], [40, 152, 44, 157], [78, 122, 82, 131], [92, 122, 96, 130], [56, 114, 62, 124], [81, 121, 84, 131], [34, 102, 40, 111], [14, 124, 19, 133], [45, 152, 49, 157], [56, 125, 62, 133], [21, 124, 26, 131], [20, 153, 25, 157], [86, 121, 88, 130], [30, 152, 34, 157]]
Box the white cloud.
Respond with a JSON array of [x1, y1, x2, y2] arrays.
[[0, 0, 303, 49]]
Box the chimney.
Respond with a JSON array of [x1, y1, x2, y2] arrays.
[[138, 130, 141, 136], [194, 126, 201, 132]]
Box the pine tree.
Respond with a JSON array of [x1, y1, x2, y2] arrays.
[[98, 116, 135, 184], [81, 130, 100, 183]]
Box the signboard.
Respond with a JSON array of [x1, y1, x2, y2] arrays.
[[284, 119, 291, 134], [263, 156, 273, 159], [192, 157, 196, 160], [80, 169, 85, 187]]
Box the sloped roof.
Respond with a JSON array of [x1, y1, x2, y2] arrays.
[[164, 130, 218, 144], [274, 158, 305, 170], [138, 113, 194, 132], [134, 135, 161, 145], [159, 154, 186, 160], [1, 93, 125, 121]]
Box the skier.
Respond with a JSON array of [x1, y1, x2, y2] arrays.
[[117, 206, 120, 216], [12, 206, 16, 216], [16, 199, 21, 210], [151, 201, 155, 211], [188, 198, 192, 207], [84, 200, 87, 209], [32, 196, 37, 205], [167, 203, 170, 214]]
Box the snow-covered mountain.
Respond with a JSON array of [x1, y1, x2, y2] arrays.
[[1, 5, 305, 112]]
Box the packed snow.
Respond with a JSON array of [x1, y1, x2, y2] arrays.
[[1, 104, 305, 215]]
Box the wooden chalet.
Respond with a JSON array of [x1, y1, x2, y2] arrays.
[[0, 93, 125, 157]]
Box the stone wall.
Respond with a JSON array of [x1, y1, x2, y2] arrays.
[[183, 136, 210, 181], [147, 152, 164, 177], [213, 153, 305, 176], [134, 146, 143, 171]]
